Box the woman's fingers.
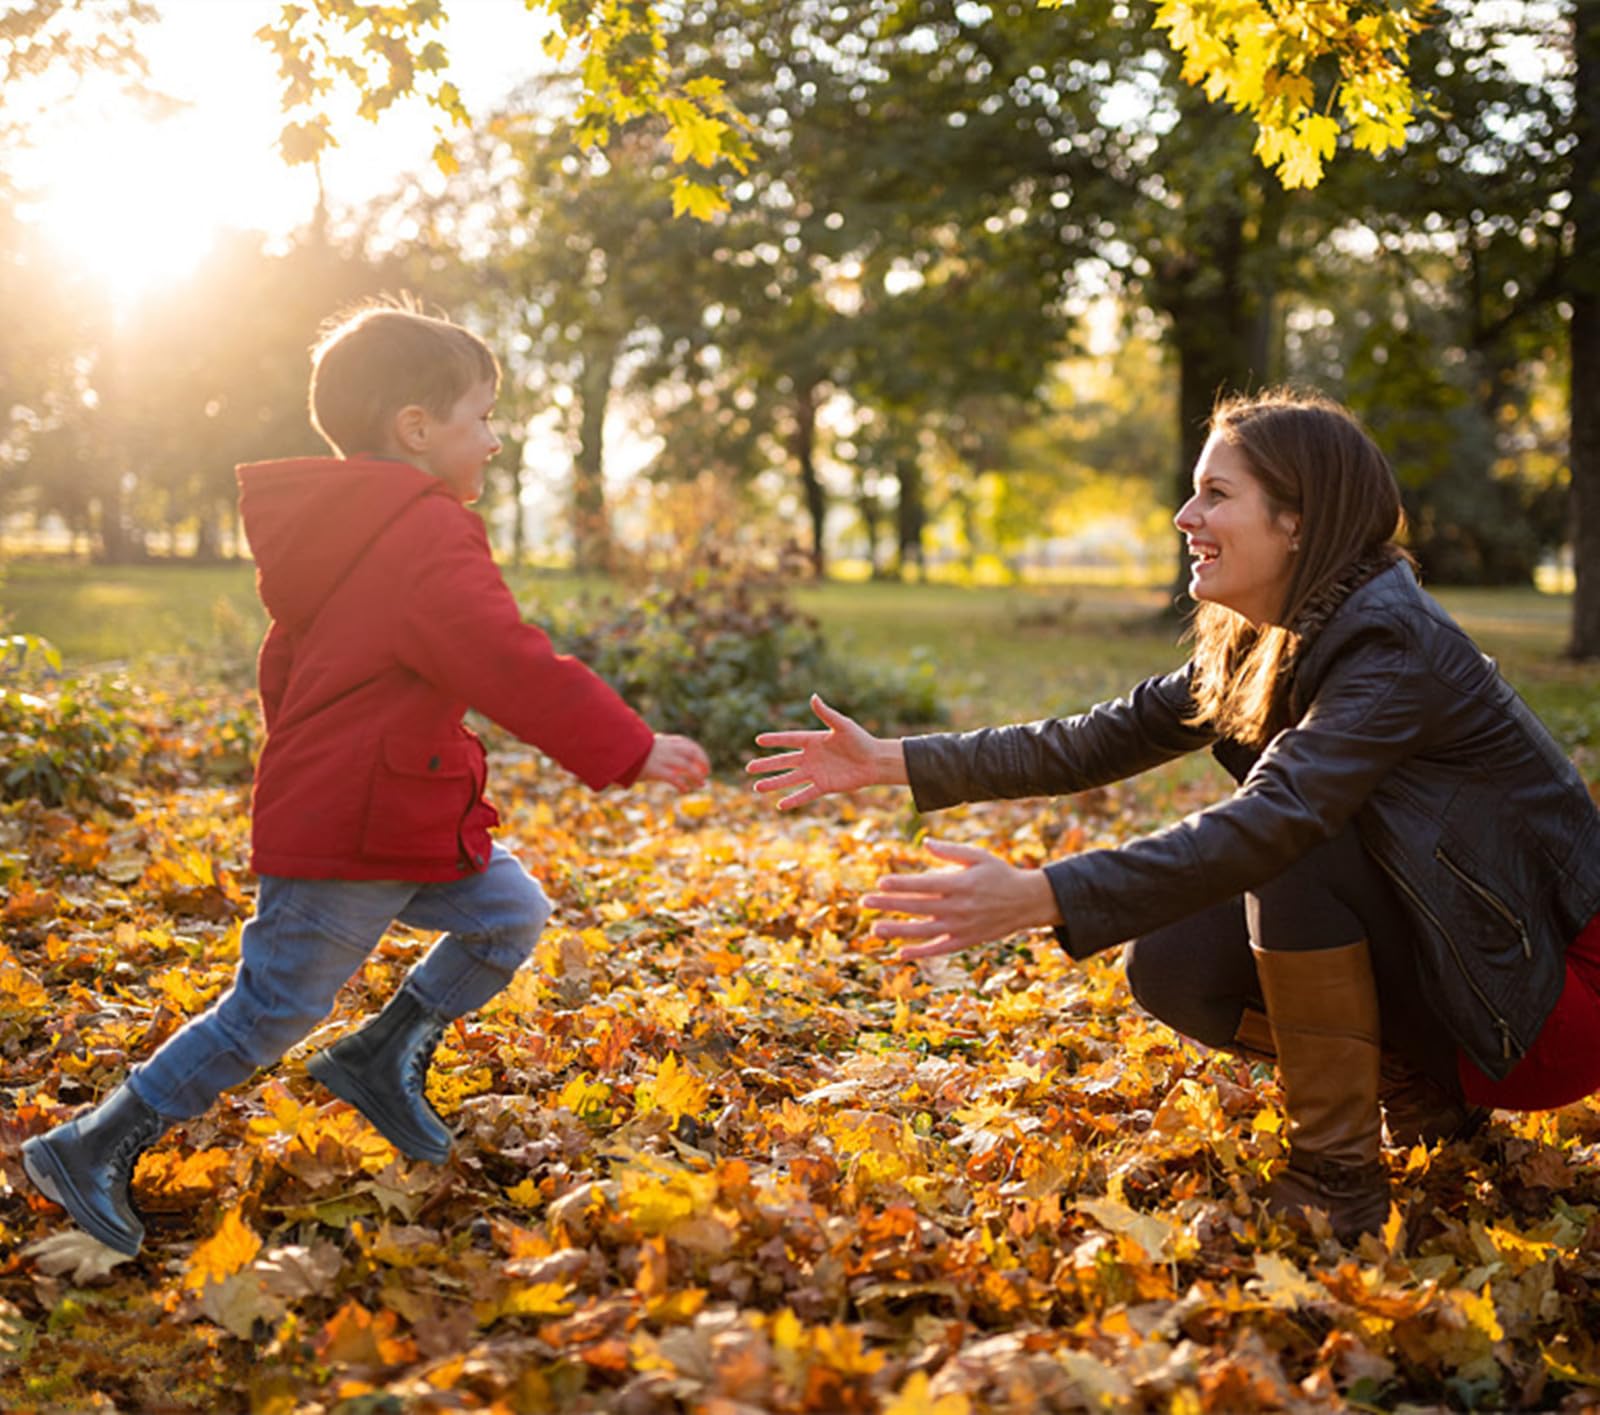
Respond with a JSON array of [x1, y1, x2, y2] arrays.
[[809, 694, 855, 730], [747, 750, 805, 776], [921, 837, 990, 866], [752, 730, 824, 751], [869, 917, 948, 939]]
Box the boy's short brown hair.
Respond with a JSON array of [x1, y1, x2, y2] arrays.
[[309, 299, 500, 457]]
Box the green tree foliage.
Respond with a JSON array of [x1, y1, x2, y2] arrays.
[[394, 96, 713, 571]]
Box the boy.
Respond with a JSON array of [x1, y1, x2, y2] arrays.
[[22, 301, 709, 1256]]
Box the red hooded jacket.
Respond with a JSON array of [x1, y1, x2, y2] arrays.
[[237, 456, 654, 880]]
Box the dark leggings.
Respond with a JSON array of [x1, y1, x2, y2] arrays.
[[1123, 825, 1463, 1094]]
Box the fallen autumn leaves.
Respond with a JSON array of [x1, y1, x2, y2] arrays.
[[2, 681, 1600, 1413]]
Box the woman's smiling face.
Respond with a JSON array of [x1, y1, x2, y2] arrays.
[[1175, 433, 1302, 625]]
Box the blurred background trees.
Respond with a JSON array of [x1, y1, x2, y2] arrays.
[[0, 0, 1592, 651]]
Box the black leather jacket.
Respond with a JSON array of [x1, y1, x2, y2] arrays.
[[903, 564, 1600, 1080]]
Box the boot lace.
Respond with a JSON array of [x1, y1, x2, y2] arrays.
[[406, 1021, 448, 1113], [110, 1114, 162, 1182]]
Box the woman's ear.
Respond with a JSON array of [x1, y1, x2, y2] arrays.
[[1284, 511, 1303, 552]]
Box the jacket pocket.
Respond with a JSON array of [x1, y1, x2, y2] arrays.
[[361, 736, 477, 862]]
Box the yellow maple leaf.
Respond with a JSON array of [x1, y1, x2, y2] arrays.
[[426, 1064, 493, 1117], [811, 1322, 886, 1376], [634, 1053, 711, 1124], [140, 1147, 233, 1198], [617, 1158, 717, 1236], [662, 96, 726, 167], [495, 1282, 576, 1319], [557, 1073, 612, 1118], [0, 945, 48, 1011], [184, 1207, 262, 1292], [884, 1371, 971, 1415], [670, 175, 728, 222], [248, 1080, 315, 1144], [504, 1178, 541, 1208]]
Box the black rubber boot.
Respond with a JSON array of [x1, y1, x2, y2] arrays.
[[306, 989, 453, 1163], [22, 1084, 167, 1256]]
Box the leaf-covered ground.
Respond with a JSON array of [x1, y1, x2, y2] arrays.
[[3, 680, 1600, 1414]]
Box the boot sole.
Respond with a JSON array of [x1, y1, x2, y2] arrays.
[[305, 1052, 452, 1164], [21, 1138, 143, 1257]]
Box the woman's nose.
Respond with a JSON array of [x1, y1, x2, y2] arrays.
[[1174, 495, 1199, 531]]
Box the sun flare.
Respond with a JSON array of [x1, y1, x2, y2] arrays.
[[21, 111, 223, 311]]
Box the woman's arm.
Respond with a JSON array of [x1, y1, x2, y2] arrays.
[[872, 616, 1433, 963], [903, 666, 1213, 812]]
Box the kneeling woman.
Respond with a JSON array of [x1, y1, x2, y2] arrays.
[[748, 389, 1600, 1243]]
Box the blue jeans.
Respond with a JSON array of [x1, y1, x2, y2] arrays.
[[127, 845, 551, 1120]]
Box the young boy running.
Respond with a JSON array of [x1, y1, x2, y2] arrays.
[[23, 302, 709, 1255]]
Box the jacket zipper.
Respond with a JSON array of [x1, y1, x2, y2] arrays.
[[1372, 853, 1520, 1061], [1435, 849, 1533, 959]]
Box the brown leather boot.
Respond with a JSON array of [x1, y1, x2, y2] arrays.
[[1378, 1056, 1489, 1149], [1228, 1005, 1277, 1062], [1253, 940, 1390, 1243]]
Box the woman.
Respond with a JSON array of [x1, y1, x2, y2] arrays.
[[747, 389, 1600, 1243]]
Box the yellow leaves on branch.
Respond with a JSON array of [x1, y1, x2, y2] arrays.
[[1147, 0, 1432, 188]]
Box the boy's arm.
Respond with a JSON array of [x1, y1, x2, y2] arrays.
[[397, 506, 655, 788]]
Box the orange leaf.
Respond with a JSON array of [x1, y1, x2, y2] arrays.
[[315, 1299, 418, 1367], [184, 1206, 261, 1292]]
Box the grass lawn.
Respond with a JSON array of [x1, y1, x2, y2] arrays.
[[4, 555, 1597, 754]]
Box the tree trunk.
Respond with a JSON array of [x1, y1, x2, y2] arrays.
[[792, 383, 827, 580], [1160, 196, 1271, 605], [895, 453, 926, 582], [573, 344, 615, 573], [1568, 2, 1600, 659], [94, 473, 141, 564]]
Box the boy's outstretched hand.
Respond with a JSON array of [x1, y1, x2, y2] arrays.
[[863, 838, 1063, 961], [746, 694, 908, 809], [638, 734, 711, 792]]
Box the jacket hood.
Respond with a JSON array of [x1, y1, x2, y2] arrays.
[[237, 456, 445, 629]]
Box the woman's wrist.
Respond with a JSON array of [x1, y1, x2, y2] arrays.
[[1024, 866, 1064, 929], [876, 738, 909, 787]]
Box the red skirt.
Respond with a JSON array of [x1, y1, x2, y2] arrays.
[[1458, 910, 1600, 1111]]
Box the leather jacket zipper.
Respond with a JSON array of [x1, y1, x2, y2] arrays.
[[1373, 853, 1520, 1060], [1435, 849, 1533, 959]]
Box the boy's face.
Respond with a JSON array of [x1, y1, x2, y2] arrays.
[[407, 379, 500, 503]]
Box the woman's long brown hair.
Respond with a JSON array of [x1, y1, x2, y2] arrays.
[[1185, 389, 1409, 748]]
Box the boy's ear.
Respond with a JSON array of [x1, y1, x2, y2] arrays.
[[393, 404, 431, 453]]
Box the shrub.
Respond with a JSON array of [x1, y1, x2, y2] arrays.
[[543, 577, 945, 771], [0, 636, 137, 808]]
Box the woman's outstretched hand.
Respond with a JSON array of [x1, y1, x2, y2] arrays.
[[863, 838, 1063, 961], [746, 694, 908, 810]]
